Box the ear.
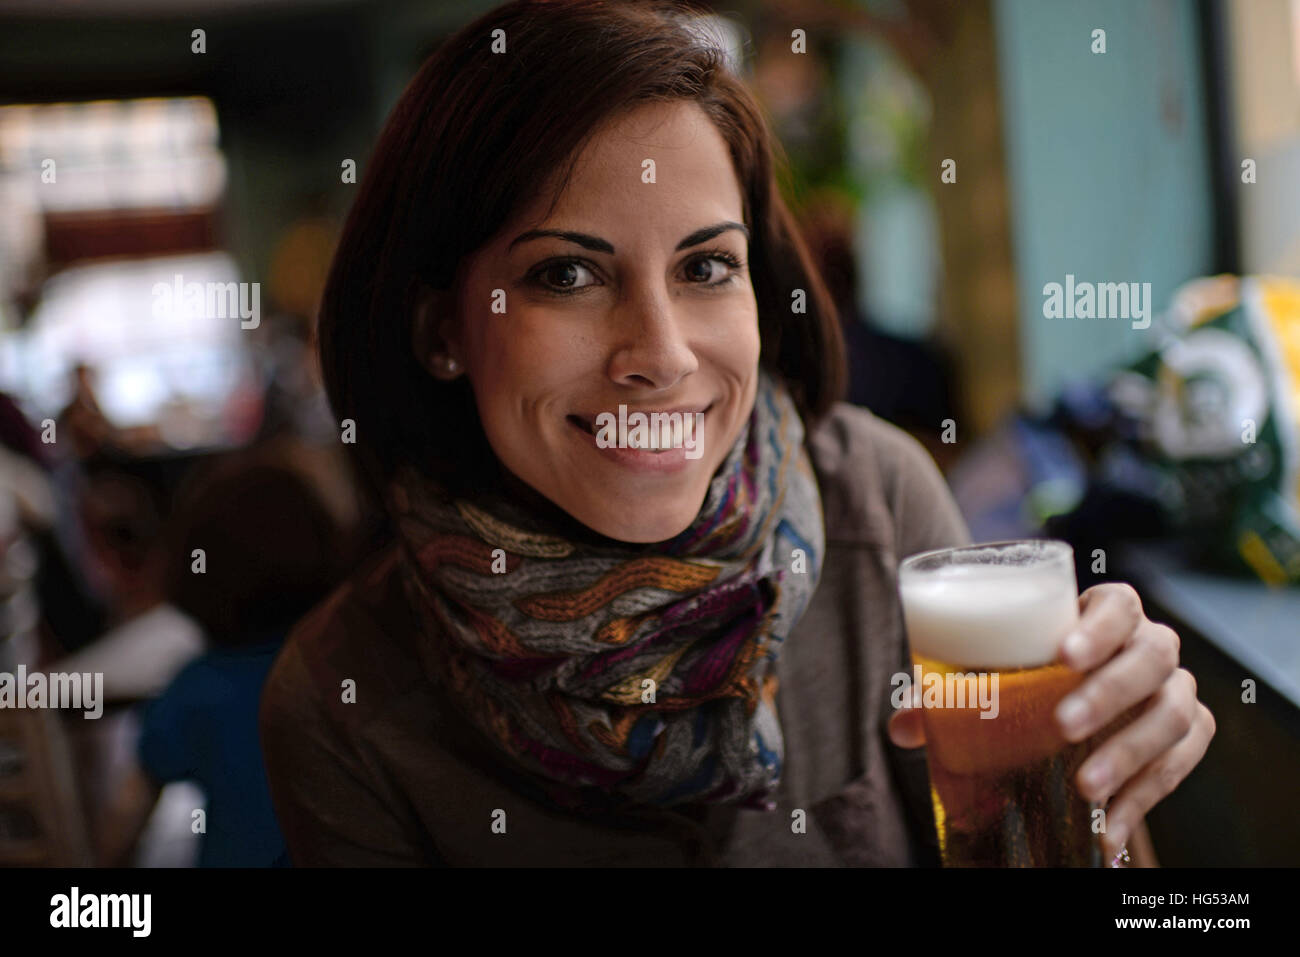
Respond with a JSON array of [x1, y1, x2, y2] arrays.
[[411, 282, 463, 380]]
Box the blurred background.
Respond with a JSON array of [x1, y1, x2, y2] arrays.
[[0, 0, 1296, 867]]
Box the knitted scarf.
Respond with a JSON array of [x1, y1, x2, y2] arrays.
[[388, 368, 825, 812]]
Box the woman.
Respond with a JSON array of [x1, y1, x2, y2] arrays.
[[259, 0, 1215, 866]]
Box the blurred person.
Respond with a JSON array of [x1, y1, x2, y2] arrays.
[[52, 466, 205, 700], [56, 363, 114, 461], [0, 389, 107, 654], [136, 447, 347, 867], [43, 369, 145, 652], [260, 0, 1213, 866], [0, 450, 51, 664]]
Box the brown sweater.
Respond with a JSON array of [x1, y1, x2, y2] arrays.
[[259, 403, 972, 865]]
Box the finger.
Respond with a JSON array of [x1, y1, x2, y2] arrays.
[[1097, 701, 1216, 859], [889, 682, 926, 748], [1074, 668, 1200, 802], [1056, 620, 1181, 742], [1061, 583, 1145, 671], [888, 708, 925, 748]]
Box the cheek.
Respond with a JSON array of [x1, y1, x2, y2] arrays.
[[740, 315, 762, 361], [463, 314, 526, 389], [468, 309, 581, 377], [708, 296, 762, 370], [464, 318, 580, 425]]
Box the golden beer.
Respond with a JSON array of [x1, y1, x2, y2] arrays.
[[899, 541, 1103, 868]]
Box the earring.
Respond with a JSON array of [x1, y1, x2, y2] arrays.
[[433, 354, 461, 378]]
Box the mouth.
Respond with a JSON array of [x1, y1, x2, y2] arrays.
[[566, 402, 713, 452]]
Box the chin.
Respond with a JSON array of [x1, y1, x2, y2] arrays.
[[570, 495, 704, 544]]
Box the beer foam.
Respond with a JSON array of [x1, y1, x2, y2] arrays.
[[899, 563, 1079, 669]]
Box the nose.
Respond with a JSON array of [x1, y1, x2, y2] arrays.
[[606, 284, 698, 390]]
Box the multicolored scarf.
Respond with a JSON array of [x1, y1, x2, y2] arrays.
[[388, 368, 825, 811]]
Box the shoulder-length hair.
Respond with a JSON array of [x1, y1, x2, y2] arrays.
[[318, 0, 846, 499]]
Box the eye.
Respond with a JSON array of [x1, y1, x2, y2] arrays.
[[529, 259, 600, 294], [683, 249, 746, 286]]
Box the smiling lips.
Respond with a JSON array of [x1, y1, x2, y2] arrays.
[[566, 402, 711, 463], [567, 404, 711, 433]]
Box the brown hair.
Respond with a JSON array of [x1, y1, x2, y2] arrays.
[[318, 0, 845, 499]]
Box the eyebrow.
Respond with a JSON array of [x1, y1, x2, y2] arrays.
[[508, 221, 749, 254]]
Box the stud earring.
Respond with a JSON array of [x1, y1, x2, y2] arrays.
[[433, 354, 461, 378]]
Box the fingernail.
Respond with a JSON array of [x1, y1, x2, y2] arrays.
[[1064, 632, 1088, 662], [1057, 695, 1090, 736]]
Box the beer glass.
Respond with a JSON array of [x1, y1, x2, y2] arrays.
[[898, 540, 1102, 867]]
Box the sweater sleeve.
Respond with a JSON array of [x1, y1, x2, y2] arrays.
[[258, 640, 437, 866]]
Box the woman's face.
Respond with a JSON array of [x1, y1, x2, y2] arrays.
[[440, 100, 761, 543]]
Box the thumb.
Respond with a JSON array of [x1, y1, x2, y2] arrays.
[[888, 686, 927, 749]]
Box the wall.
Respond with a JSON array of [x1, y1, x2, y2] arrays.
[[994, 0, 1216, 411]]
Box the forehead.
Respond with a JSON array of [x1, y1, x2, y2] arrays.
[[527, 100, 745, 227]]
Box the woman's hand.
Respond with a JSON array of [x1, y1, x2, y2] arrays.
[[888, 581, 1216, 861]]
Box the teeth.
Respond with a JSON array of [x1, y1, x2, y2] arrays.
[[575, 409, 705, 452], [630, 425, 673, 450]]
